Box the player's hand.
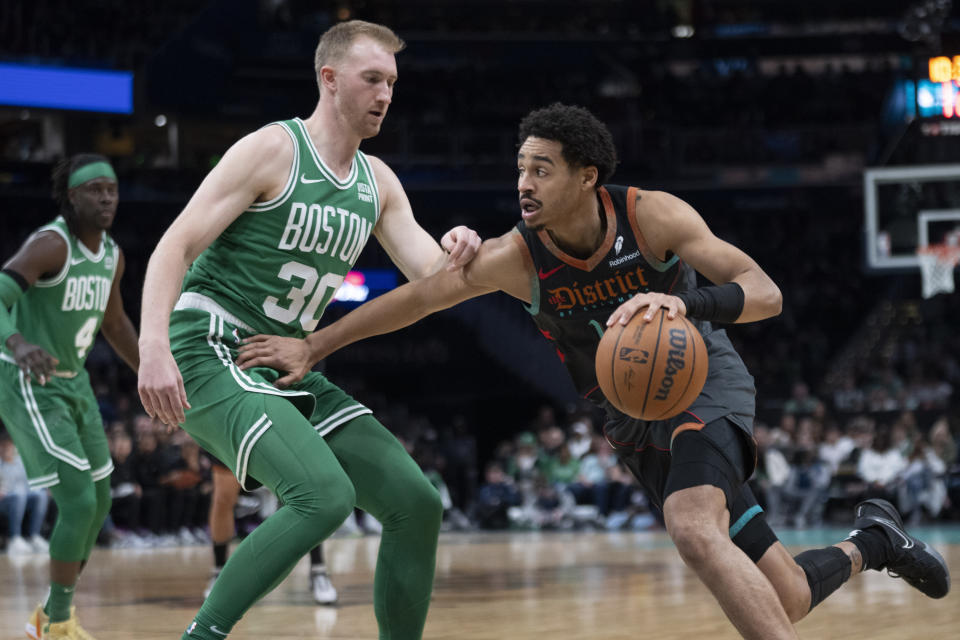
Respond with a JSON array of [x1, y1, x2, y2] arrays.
[[605, 292, 687, 327], [236, 335, 311, 389], [8, 335, 58, 385], [440, 225, 481, 271], [137, 344, 190, 427]]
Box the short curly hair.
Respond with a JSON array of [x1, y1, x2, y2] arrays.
[[518, 103, 617, 186]]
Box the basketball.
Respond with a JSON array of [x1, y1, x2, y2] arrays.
[[595, 309, 709, 420]]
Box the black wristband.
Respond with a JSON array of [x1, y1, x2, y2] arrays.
[[675, 282, 744, 324], [1, 268, 28, 292]]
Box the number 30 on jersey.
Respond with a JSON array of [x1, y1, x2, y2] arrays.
[[262, 261, 344, 331]]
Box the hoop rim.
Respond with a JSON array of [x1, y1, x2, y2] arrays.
[[916, 243, 960, 266]]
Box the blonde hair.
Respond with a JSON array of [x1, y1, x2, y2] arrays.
[[314, 20, 405, 92]]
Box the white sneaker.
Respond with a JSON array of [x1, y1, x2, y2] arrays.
[[310, 568, 338, 605], [203, 569, 221, 599], [29, 535, 49, 553], [7, 535, 34, 555]]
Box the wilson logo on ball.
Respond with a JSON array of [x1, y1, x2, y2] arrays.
[[654, 329, 688, 401]]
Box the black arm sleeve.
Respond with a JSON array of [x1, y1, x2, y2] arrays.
[[674, 282, 745, 324]]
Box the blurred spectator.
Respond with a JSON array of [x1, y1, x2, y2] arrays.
[[781, 448, 831, 528], [567, 417, 594, 460], [899, 434, 947, 523], [857, 426, 907, 506], [818, 424, 855, 475], [751, 423, 791, 528], [473, 462, 520, 530], [833, 375, 865, 413], [108, 428, 141, 533], [541, 444, 580, 490], [0, 432, 49, 554], [783, 381, 821, 416]]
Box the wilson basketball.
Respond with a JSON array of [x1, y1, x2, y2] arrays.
[[595, 309, 708, 420]]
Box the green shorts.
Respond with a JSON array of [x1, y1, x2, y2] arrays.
[[169, 302, 371, 490], [0, 359, 112, 489]]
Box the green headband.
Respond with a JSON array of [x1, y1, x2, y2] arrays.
[[68, 161, 117, 188]]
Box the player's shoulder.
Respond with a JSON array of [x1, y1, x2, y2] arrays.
[[635, 189, 697, 219]]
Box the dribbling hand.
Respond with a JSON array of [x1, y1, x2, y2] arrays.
[[605, 292, 687, 327], [440, 225, 481, 271]]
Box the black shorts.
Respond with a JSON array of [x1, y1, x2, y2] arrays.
[[608, 417, 778, 562]]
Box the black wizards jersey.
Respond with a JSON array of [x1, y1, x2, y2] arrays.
[[515, 184, 756, 432]]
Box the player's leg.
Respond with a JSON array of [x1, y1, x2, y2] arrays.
[[0, 370, 101, 636], [183, 397, 355, 640], [205, 463, 240, 598], [74, 389, 113, 566], [309, 543, 338, 604], [754, 496, 949, 623], [661, 418, 798, 640], [326, 414, 443, 639]]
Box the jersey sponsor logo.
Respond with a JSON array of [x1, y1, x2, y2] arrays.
[[278, 202, 372, 265], [61, 275, 112, 312], [608, 250, 640, 268], [70, 256, 86, 266], [614, 235, 624, 255], [653, 329, 687, 401], [357, 182, 374, 203], [546, 266, 649, 313], [538, 264, 565, 280], [300, 173, 325, 184]]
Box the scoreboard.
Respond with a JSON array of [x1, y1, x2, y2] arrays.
[[917, 56, 960, 119]]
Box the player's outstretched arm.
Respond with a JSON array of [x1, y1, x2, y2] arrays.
[[368, 155, 480, 279], [235, 230, 531, 388], [100, 249, 139, 373], [0, 231, 68, 384], [138, 125, 294, 426], [607, 191, 782, 326]]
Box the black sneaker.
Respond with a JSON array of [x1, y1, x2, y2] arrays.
[[852, 498, 950, 598]]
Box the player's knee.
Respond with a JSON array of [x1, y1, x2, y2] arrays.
[[666, 519, 723, 567], [58, 483, 98, 529], [379, 475, 443, 532], [289, 472, 356, 525]]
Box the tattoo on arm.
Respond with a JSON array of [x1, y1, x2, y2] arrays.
[[848, 547, 863, 574]]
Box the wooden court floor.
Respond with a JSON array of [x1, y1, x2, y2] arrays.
[[2, 528, 959, 639]]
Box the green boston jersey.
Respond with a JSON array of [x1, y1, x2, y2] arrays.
[[182, 118, 381, 339], [0, 216, 119, 374]]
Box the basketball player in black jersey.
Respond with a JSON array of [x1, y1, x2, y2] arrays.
[[234, 104, 949, 639]]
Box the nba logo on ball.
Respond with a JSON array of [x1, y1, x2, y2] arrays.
[[595, 309, 708, 420]]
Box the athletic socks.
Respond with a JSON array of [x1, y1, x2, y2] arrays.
[[44, 581, 76, 623], [213, 542, 228, 569], [845, 526, 891, 572], [309, 545, 323, 566], [183, 611, 233, 640]]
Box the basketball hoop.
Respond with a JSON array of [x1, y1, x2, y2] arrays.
[[917, 243, 960, 299]]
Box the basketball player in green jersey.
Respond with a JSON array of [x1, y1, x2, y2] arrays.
[[137, 20, 480, 640], [0, 154, 139, 640], [238, 103, 950, 639]]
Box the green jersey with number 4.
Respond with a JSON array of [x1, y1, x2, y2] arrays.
[[0, 216, 119, 374], [182, 118, 381, 338]]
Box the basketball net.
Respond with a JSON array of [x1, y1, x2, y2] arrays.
[[917, 231, 960, 299]]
